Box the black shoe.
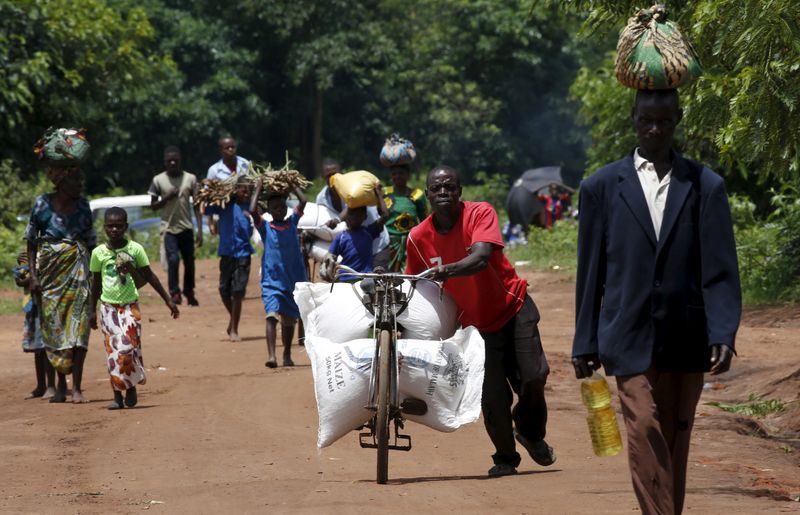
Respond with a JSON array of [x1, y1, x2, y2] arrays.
[[488, 463, 518, 477], [515, 432, 556, 466], [124, 387, 138, 408], [185, 293, 199, 306]]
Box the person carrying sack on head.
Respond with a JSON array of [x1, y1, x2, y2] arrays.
[[572, 6, 740, 513]]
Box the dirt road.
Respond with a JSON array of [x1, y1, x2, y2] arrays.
[[1, 258, 798, 513]]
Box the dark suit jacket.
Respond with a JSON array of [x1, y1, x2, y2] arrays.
[[573, 152, 741, 376]]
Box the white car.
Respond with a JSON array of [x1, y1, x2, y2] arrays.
[[89, 194, 209, 236], [89, 194, 161, 235]]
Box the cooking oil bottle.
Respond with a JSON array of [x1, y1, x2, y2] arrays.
[[580, 371, 623, 457]]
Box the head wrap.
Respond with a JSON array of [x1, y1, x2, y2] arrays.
[[33, 127, 90, 166]]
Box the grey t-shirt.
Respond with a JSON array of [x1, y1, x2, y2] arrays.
[[148, 171, 197, 234]]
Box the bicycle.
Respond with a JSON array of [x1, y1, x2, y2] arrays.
[[331, 263, 440, 484]]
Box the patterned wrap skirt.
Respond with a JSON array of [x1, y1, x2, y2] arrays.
[[100, 302, 146, 391], [37, 240, 91, 374]]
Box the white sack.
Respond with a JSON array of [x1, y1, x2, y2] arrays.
[[294, 282, 373, 341], [294, 279, 459, 343], [398, 280, 459, 341], [296, 202, 347, 241], [308, 239, 330, 263], [305, 336, 375, 448], [305, 327, 485, 448], [398, 327, 485, 432]]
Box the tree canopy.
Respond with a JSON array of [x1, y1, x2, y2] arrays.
[[560, 0, 800, 195], [0, 0, 798, 199], [1, 0, 590, 192]]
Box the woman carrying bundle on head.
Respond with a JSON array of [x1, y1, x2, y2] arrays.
[[379, 134, 428, 272], [24, 127, 96, 404]]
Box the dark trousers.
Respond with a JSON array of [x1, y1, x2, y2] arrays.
[[164, 229, 195, 296], [480, 295, 550, 467], [616, 369, 704, 515]]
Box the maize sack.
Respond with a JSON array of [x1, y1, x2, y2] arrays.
[[615, 4, 701, 90], [304, 328, 485, 448]]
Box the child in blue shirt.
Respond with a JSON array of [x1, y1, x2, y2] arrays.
[[325, 184, 389, 280], [250, 178, 308, 368], [204, 175, 255, 341]]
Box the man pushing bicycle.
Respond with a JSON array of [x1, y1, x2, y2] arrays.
[[405, 165, 556, 477]]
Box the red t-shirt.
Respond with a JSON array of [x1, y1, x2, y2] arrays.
[[405, 201, 528, 332]]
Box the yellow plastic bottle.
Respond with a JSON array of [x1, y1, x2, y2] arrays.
[[580, 371, 623, 457]]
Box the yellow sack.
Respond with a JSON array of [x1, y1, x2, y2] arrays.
[[331, 170, 379, 208]]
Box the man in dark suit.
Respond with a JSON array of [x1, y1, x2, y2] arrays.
[[572, 88, 741, 515]]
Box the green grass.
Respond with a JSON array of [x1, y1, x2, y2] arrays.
[[706, 393, 786, 417], [0, 296, 23, 316], [504, 221, 578, 275]]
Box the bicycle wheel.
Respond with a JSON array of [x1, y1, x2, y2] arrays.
[[376, 329, 391, 484]]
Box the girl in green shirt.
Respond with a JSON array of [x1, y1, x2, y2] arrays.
[[88, 207, 179, 409]]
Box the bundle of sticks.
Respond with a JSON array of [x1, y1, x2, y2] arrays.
[[194, 175, 238, 213], [193, 155, 311, 212], [250, 158, 311, 195], [249, 157, 311, 211]]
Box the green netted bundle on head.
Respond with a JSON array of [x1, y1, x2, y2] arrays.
[[615, 4, 702, 90], [33, 127, 91, 165]]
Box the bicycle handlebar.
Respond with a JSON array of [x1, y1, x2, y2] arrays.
[[334, 264, 438, 282]]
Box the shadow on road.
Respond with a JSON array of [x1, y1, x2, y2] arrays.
[[359, 469, 562, 484]]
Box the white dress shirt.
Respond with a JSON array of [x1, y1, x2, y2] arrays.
[[206, 156, 251, 180], [633, 148, 671, 240]]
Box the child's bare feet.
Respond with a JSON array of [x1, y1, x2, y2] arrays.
[[71, 389, 89, 403], [42, 386, 56, 400], [226, 321, 232, 336], [229, 332, 241, 342], [283, 353, 295, 367], [28, 386, 47, 399]]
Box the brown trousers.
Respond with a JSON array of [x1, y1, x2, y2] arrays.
[[616, 369, 704, 515]]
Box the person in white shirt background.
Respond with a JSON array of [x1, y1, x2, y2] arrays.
[[206, 136, 250, 235]]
